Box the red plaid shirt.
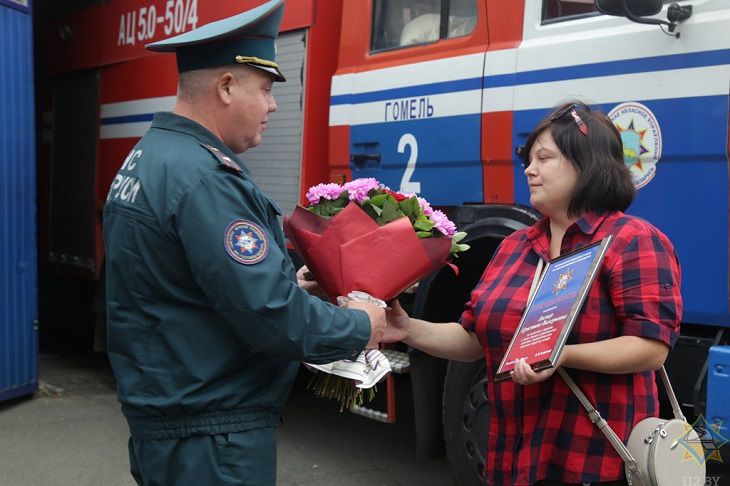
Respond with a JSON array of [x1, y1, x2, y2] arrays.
[[460, 210, 682, 485]]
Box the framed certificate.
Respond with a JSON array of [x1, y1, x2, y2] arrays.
[[494, 236, 613, 382]]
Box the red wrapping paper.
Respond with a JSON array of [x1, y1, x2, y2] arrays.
[[283, 202, 454, 303]]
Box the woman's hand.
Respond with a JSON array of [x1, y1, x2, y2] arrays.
[[510, 357, 558, 385], [296, 265, 326, 297], [382, 303, 482, 361], [382, 299, 412, 344]]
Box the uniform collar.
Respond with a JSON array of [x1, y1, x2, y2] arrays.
[[151, 112, 252, 177]]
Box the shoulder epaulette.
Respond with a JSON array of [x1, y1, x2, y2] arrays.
[[201, 143, 243, 173]]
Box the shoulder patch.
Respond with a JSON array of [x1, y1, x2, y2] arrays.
[[201, 143, 243, 173], [224, 220, 269, 265]]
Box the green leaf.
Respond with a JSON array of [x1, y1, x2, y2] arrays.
[[369, 193, 389, 208], [367, 188, 381, 199], [451, 231, 467, 243], [398, 197, 419, 220], [309, 202, 331, 217], [414, 214, 433, 232], [416, 231, 432, 238], [361, 202, 381, 219], [450, 240, 471, 254], [306, 196, 352, 218], [377, 199, 403, 225]]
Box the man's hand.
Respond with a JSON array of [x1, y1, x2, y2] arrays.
[[296, 265, 326, 298], [343, 299, 386, 349]]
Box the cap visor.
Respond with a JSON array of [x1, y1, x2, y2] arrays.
[[248, 64, 286, 82]]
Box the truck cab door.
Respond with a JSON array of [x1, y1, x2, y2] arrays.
[[512, 0, 730, 327], [330, 0, 486, 205]]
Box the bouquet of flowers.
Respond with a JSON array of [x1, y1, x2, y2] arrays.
[[283, 178, 469, 411]]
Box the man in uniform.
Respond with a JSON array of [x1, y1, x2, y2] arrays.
[[103, 1, 386, 484]]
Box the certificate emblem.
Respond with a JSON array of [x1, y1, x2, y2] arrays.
[[224, 220, 269, 265], [553, 269, 574, 294]]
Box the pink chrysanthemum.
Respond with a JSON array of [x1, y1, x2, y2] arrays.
[[416, 197, 433, 216], [306, 183, 345, 205], [343, 178, 381, 204], [430, 210, 457, 237]]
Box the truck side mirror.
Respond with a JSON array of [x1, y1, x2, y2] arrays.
[[595, 0, 663, 17], [595, 0, 692, 36]]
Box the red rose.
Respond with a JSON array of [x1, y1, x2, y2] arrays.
[[386, 189, 408, 202]]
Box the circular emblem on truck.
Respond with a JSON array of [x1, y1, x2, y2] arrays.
[[608, 102, 662, 189]]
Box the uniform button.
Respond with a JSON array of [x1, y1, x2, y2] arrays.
[[663, 283, 672, 290]]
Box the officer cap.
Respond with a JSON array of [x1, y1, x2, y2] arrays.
[[146, 0, 286, 82]]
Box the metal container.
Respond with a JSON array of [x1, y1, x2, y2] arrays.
[[0, 0, 38, 401]]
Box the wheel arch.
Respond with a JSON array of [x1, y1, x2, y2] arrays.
[[406, 204, 540, 463]]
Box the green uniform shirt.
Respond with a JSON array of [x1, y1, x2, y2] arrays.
[[104, 112, 370, 441]]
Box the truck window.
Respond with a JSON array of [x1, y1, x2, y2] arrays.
[[371, 0, 477, 52], [542, 0, 598, 22]]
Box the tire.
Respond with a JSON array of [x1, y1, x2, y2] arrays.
[[442, 359, 489, 486]]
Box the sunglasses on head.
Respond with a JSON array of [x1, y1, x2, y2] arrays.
[[549, 103, 589, 137]]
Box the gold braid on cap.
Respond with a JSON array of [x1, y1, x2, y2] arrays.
[[234, 55, 279, 68]]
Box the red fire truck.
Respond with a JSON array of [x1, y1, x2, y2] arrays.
[[37, 0, 729, 483]]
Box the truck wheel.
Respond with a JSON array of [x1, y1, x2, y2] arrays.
[[442, 359, 489, 486]]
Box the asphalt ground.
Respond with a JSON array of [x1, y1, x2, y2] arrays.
[[0, 352, 454, 486], [3, 351, 726, 485]]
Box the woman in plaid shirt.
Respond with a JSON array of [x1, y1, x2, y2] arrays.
[[384, 102, 682, 485]]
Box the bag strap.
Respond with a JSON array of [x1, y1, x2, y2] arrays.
[[526, 258, 685, 481], [658, 365, 686, 422], [527, 258, 544, 301], [557, 368, 640, 471]]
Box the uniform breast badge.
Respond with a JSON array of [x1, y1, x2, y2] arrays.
[[224, 220, 269, 265]]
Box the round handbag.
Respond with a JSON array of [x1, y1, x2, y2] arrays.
[[559, 367, 707, 486], [625, 416, 705, 486]]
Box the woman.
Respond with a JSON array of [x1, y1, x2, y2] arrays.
[[384, 102, 682, 485]]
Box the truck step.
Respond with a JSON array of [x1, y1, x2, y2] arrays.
[[381, 349, 409, 374], [351, 405, 389, 423]]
